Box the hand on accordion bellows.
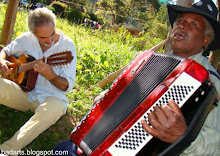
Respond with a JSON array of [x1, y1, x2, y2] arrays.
[[141, 99, 187, 143]]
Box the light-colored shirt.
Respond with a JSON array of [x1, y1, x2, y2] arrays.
[[181, 52, 220, 155], [3, 31, 77, 113]]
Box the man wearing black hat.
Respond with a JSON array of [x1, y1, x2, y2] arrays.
[[52, 0, 220, 155], [141, 0, 220, 155]]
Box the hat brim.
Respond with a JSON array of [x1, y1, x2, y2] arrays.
[[167, 4, 220, 51]]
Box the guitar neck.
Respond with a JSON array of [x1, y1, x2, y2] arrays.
[[18, 59, 40, 73], [17, 51, 73, 73]]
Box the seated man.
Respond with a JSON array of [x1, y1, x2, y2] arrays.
[[53, 0, 220, 155], [0, 8, 77, 155]]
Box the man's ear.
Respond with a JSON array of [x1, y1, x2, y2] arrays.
[[202, 35, 211, 47]]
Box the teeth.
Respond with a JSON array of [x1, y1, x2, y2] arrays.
[[176, 34, 184, 39], [174, 33, 185, 40]]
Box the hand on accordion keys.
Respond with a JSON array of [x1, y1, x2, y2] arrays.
[[141, 99, 188, 144]]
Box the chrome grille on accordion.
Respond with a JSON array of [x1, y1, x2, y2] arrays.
[[71, 51, 215, 156]]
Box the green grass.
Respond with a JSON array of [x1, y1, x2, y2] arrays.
[[0, 4, 167, 154]]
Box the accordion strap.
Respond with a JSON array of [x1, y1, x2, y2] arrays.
[[208, 70, 220, 80]]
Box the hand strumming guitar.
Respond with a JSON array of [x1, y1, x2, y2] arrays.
[[0, 57, 14, 77], [141, 99, 188, 143]]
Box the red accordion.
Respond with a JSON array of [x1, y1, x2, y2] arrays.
[[71, 51, 215, 156]]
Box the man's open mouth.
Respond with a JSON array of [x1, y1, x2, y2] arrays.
[[173, 30, 186, 40]]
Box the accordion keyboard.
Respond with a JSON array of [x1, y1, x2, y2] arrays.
[[108, 72, 201, 156]]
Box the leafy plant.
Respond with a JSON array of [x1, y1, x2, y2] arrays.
[[49, 1, 68, 18], [65, 6, 87, 24]]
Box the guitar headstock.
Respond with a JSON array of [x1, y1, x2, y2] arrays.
[[45, 51, 74, 67]]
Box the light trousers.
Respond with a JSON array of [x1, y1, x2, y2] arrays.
[[0, 78, 65, 152]]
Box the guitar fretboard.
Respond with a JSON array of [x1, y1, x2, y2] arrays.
[[18, 59, 41, 73]]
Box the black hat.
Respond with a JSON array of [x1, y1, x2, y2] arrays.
[[167, 0, 220, 51]]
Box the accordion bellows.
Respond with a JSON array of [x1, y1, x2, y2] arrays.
[[71, 51, 213, 156]]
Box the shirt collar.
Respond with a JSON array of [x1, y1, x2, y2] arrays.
[[188, 51, 203, 60]]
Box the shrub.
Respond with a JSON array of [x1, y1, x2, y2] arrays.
[[46, 5, 55, 13], [88, 12, 98, 22], [50, 1, 68, 18], [65, 6, 86, 24]]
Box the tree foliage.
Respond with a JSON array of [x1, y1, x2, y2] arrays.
[[96, 0, 126, 24], [49, 1, 68, 18], [144, 4, 169, 39], [95, 0, 162, 26]]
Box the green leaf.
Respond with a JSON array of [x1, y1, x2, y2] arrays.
[[77, 65, 83, 69], [87, 50, 95, 60], [104, 61, 109, 68]]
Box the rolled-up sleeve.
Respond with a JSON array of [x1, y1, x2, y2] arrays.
[[59, 45, 77, 92]]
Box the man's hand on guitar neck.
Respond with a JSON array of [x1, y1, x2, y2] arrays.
[[0, 58, 14, 77], [33, 60, 69, 91], [33, 59, 56, 80], [141, 99, 188, 143]]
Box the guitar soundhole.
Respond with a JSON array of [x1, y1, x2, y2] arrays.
[[14, 65, 20, 79]]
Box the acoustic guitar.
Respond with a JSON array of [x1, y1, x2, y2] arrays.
[[6, 51, 73, 92]]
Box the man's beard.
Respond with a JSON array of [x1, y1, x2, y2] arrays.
[[43, 39, 55, 47]]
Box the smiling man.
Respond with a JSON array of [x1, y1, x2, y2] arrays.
[[0, 8, 77, 155]]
